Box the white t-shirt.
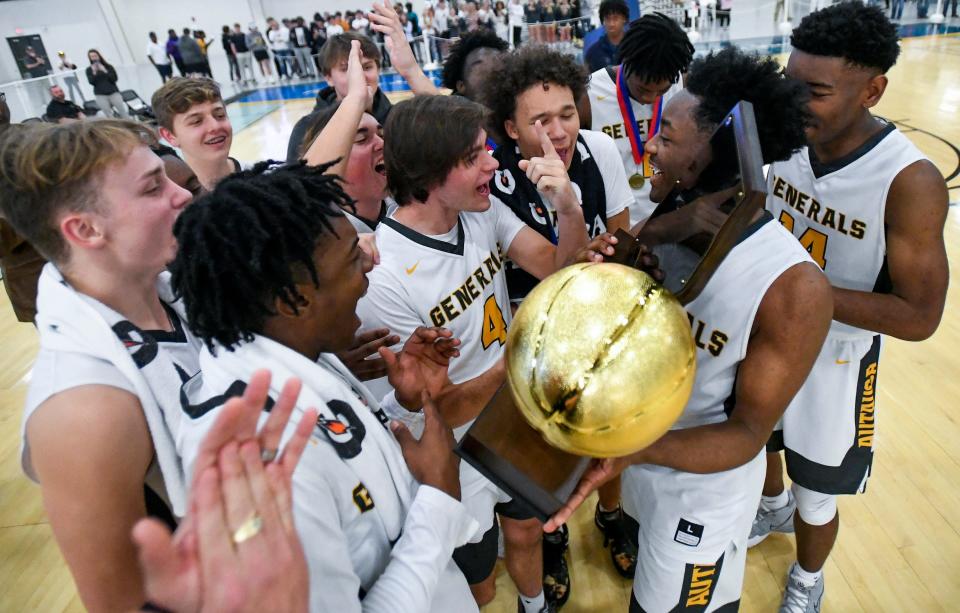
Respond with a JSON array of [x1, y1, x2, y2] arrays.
[[434, 6, 450, 31], [267, 26, 291, 51], [352, 16, 370, 31], [147, 41, 171, 65], [327, 23, 345, 36], [509, 1, 526, 25]]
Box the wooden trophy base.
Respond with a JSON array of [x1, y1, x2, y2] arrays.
[[456, 384, 590, 523]]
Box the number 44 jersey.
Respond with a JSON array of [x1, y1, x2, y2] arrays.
[[356, 196, 527, 438], [765, 123, 926, 337]]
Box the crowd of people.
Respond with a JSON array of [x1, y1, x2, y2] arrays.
[[0, 2, 950, 613]]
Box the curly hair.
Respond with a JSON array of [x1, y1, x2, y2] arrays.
[[169, 161, 353, 353], [441, 29, 509, 91], [685, 47, 810, 164], [481, 45, 588, 143], [791, 2, 900, 73], [617, 13, 693, 85]]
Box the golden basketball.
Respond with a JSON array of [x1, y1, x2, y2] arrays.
[[506, 263, 696, 458]]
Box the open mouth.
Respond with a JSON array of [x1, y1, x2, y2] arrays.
[[204, 135, 227, 146], [555, 147, 570, 162], [477, 183, 490, 197], [374, 161, 386, 176]]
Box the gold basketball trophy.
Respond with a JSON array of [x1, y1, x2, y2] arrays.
[[456, 102, 768, 521]]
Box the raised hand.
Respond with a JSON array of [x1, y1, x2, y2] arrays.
[[368, 2, 417, 77], [344, 39, 374, 111], [391, 392, 462, 500], [381, 326, 461, 409], [517, 120, 579, 213], [133, 371, 316, 613], [335, 327, 401, 381]]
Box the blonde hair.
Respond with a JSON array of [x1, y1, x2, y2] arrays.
[[0, 120, 155, 264]]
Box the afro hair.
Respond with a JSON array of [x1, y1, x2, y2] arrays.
[[791, 2, 900, 73], [617, 13, 694, 85], [481, 45, 588, 143], [441, 29, 509, 91], [685, 47, 811, 164]]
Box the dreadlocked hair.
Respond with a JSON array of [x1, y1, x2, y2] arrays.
[[169, 160, 353, 354], [441, 29, 509, 91], [481, 45, 588, 144], [685, 47, 810, 164], [791, 2, 900, 73], [617, 13, 693, 85]]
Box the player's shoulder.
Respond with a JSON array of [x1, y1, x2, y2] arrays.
[[578, 129, 621, 166]]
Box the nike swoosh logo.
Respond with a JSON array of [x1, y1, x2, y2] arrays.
[[405, 261, 420, 275], [835, 359, 850, 365], [597, 94, 607, 101]]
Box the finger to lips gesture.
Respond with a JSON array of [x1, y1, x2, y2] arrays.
[[517, 120, 578, 212]]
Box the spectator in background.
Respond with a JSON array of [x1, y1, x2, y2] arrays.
[[166, 29, 185, 75], [584, 0, 629, 71], [406, 2, 423, 37], [494, 1, 511, 42], [222, 26, 241, 83], [352, 10, 371, 36], [178, 29, 206, 76], [524, 0, 542, 42], [327, 13, 346, 36], [45, 85, 85, 123], [311, 14, 329, 74], [194, 30, 214, 78], [509, 0, 525, 46], [247, 23, 276, 83], [56, 51, 85, 103], [717, 0, 732, 27], [292, 17, 316, 78], [147, 32, 173, 83], [23, 46, 49, 79], [231, 23, 256, 84], [267, 17, 295, 80], [85, 49, 129, 118]]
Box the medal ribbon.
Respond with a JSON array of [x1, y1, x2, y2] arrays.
[[616, 65, 662, 172]]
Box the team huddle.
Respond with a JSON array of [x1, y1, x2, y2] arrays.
[[0, 2, 948, 613]]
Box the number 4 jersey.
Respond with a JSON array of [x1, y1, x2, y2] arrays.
[[765, 122, 926, 338], [356, 196, 527, 437]]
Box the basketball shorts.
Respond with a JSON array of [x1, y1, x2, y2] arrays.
[[771, 333, 881, 495], [623, 451, 764, 612]]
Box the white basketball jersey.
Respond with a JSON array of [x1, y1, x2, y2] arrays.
[[587, 67, 683, 224], [356, 197, 526, 418], [677, 214, 814, 430], [766, 124, 926, 338]]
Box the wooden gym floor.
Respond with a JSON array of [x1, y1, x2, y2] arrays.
[[1, 33, 958, 612]]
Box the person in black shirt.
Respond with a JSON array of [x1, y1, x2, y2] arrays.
[[85, 49, 130, 118], [229, 23, 255, 84], [45, 85, 85, 123], [221, 26, 241, 82]]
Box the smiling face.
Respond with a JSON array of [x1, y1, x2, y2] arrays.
[[644, 90, 712, 203], [785, 49, 884, 150], [342, 112, 387, 205], [63, 146, 191, 273], [428, 130, 499, 212], [296, 216, 373, 352], [161, 100, 233, 164], [505, 81, 579, 169]]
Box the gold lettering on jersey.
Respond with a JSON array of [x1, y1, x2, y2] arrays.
[[352, 483, 375, 512], [429, 245, 505, 327], [857, 362, 877, 448], [600, 118, 652, 141], [687, 313, 729, 357], [685, 564, 717, 607], [771, 176, 867, 240]]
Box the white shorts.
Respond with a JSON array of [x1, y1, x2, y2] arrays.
[[773, 333, 881, 495], [623, 451, 764, 612]]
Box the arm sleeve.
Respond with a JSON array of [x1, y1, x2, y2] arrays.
[[584, 130, 633, 219], [488, 195, 528, 253], [85, 67, 95, 85], [107, 66, 118, 82]]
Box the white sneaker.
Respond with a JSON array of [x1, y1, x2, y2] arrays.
[[748, 490, 796, 547], [779, 563, 824, 613]]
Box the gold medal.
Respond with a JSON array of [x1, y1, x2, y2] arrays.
[[629, 173, 645, 189]]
